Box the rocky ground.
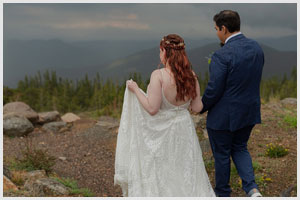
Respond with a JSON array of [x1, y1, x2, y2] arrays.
[[3, 99, 297, 197]]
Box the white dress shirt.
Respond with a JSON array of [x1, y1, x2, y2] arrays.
[[225, 32, 242, 44]]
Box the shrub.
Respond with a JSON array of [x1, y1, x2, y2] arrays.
[[265, 143, 289, 158], [16, 138, 56, 175]]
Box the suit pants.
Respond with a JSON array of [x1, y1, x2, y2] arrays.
[[207, 125, 258, 197]]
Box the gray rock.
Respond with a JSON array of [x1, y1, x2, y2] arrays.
[[96, 116, 119, 130], [23, 170, 47, 182], [42, 121, 67, 133], [280, 185, 296, 197], [24, 177, 70, 197], [58, 157, 67, 161], [281, 98, 297, 106], [3, 102, 39, 124], [61, 112, 80, 123], [3, 113, 34, 137], [38, 111, 61, 124]]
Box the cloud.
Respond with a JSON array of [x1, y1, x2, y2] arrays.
[[3, 3, 297, 41], [51, 19, 149, 30]]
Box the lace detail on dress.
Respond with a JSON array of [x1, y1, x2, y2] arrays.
[[114, 87, 216, 197]]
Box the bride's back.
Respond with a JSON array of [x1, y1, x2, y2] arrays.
[[160, 68, 191, 107]]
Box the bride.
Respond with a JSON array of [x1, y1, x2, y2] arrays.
[[114, 34, 216, 197]]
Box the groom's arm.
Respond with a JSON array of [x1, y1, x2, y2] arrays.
[[200, 51, 228, 114]]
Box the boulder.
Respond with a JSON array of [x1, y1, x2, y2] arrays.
[[42, 121, 67, 133], [23, 170, 47, 182], [24, 177, 70, 196], [280, 185, 296, 197], [3, 113, 34, 137], [281, 98, 297, 106], [38, 111, 61, 124], [61, 113, 80, 123], [96, 116, 119, 130], [3, 102, 39, 124]]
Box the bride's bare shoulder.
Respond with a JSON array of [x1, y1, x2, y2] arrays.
[[150, 69, 163, 79]]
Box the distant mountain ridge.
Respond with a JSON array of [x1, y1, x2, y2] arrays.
[[4, 36, 297, 88], [91, 43, 296, 83]]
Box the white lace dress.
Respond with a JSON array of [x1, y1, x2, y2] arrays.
[[114, 86, 216, 197]]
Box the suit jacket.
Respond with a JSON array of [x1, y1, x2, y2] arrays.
[[200, 34, 264, 132]]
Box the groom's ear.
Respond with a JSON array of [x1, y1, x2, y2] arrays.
[[221, 25, 228, 34]]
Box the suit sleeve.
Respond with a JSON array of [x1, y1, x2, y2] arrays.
[[200, 51, 228, 114]]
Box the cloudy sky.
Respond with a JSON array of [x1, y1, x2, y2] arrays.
[[3, 3, 297, 41]]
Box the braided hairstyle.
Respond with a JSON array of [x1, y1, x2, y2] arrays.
[[160, 34, 197, 101]]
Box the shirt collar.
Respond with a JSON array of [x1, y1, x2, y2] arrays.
[[225, 32, 242, 44]]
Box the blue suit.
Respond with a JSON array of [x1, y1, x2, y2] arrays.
[[200, 34, 264, 196]]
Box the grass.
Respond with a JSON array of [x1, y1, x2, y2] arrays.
[[283, 115, 297, 128], [51, 176, 95, 197], [252, 161, 262, 172], [14, 138, 56, 175], [204, 157, 214, 173]]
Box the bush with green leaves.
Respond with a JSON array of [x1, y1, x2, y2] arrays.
[[16, 138, 56, 175], [265, 143, 289, 158]]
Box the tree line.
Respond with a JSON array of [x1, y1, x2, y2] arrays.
[[3, 66, 296, 119]]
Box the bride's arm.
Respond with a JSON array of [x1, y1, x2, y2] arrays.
[[189, 72, 204, 113], [127, 70, 162, 116]]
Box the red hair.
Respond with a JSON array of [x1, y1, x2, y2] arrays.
[[160, 34, 197, 101]]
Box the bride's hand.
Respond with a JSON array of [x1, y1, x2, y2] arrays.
[[127, 79, 139, 93]]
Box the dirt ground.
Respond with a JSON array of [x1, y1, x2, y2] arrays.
[[3, 101, 297, 197]]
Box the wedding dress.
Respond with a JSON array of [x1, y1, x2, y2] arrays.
[[114, 84, 216, 197]]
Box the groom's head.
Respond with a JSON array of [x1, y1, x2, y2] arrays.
[[213, 10, 240, 45]]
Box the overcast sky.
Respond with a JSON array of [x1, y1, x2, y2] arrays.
[[3, 3, 297, 41]]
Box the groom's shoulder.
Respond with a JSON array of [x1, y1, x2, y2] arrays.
[[212, 47, 231, 62], [243, 37, 264, 55]]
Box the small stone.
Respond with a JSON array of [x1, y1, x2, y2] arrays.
[[59, 157, 67, 161]]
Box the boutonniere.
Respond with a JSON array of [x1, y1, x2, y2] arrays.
[[205, 52, 214, 65]]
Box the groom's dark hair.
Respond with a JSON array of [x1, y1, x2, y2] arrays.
[[214, 10, 240, 33]]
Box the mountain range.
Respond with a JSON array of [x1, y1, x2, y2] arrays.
[[4, 36, 297, 88]]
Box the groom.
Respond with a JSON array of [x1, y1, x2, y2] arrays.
[[200, 10, 264, 197]]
